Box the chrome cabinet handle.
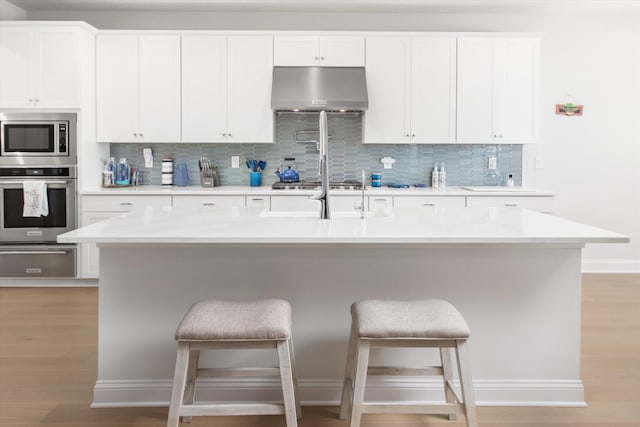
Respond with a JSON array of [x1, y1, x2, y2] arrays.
[[320, 56, 324, 60], [139, 133, 143, 137], [412, 134, 415, 137], [120, 202, 133, 206], [35, 98, 39, 102], [504, 203, 518, 207], [0, 180, 68, 185], [133, 133, 138, 136], [222, 133, 226, 136], [314, 56, 319, 60], [423, 203, 437, 206], [227, 133, 232, 137], [202, 202, 216, 206], [29, 98, 33, 102], [405, 134, 410, 137]]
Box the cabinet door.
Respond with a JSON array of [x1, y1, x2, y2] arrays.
[[270, 195, 319, 212], [466, 196, 554, 213], [273, 36, 319, 66], [172, 195, 245, 209], [493, 38, 539, 144], [227, 36, 274, 143], [457, 38, 494, 144], [410, 37, 456, 144], [320, 36, 365, 67], [457, 37, 539, 144], [96, 35, 139, 142], [138, 35, 181, 142], [0, 28, 33, 108], [181, 35, 228, 142], [364, 37, 411, 144], [36, 29, 81, 108], [393, 195, 466, 209]]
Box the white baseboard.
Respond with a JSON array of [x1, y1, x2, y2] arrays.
[[0, 278, 98, 287], [582, 259, 640, 273], [91, 378, 586, 408]]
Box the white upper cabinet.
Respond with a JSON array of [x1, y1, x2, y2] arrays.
[[274, 35, 364, 67], [181, 35, 228, 142], [410, 37, 457, 144], [364, 36, 456, 144], [182, 35, 273, 143], [227, 35, 274, 143], [0, 26, 82, 109], [457, 37, 539, 144], [96, 34, 181, 143]]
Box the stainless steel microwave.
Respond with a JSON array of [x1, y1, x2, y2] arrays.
[[0, 112, 76, 166]]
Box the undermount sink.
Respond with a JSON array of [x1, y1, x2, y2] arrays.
[[258, 210, 393, 219]]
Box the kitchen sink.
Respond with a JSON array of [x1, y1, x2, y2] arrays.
[[258, 210, 393, 219]]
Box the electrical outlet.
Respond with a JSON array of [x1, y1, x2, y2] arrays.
[[535, 157, 544, 169], [231, 155, 240, 169], [488, 157, 497, 170]]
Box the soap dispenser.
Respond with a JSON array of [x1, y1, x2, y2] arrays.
[[438, 162, 446, 189], [431, 162, 440, 189]]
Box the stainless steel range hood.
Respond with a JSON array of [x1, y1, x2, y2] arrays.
[[271, 66, 368, 112]]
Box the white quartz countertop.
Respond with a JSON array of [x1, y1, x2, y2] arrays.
[[81, 185, 555, 197], [58, 206, 627, 245]]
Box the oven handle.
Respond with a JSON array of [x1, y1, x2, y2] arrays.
[[0, 180, 70, 185], [0, 250, 69, 255]]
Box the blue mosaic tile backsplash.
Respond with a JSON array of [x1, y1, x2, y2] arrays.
[[109, 112, 522, 187]]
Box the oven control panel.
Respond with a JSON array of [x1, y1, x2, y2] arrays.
[[0, 167, 72, 177]]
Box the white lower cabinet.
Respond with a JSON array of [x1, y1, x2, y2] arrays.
[[393, 196, 466, 209], [368, 195, 393, 212], [270, 195, 318, 212], [465, 196, 554, 213], [246, 195, 270, 209], [270, 195, 366, 212], [80, 195, 172, 278], [172, 195, 245, 209]]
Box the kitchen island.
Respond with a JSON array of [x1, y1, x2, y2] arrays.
[[58, 206, 628, 408]]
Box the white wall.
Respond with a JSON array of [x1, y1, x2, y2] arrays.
[[0, 0, 25, 19], [25, 8, 640, 270]]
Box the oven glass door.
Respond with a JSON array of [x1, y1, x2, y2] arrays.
[[0, 180, 76, 243], [3, 124, 55, 153]]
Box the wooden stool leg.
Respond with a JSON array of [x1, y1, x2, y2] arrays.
[[455, 339, 478, 427], [181, 349, 200, 423], [349, 339, 370, 427], [339, 322, 358, 420], [167, 342, 190, 427], [440, 347, 457, 421], [277, 340, 298, 427], [287, 337, 302, 419]]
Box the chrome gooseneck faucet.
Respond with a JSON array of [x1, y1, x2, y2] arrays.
[[311, 111, 330, 219]]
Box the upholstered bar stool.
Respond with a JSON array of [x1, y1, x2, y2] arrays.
[[167, 299, 301, 427], [339, 299, 478, 427]]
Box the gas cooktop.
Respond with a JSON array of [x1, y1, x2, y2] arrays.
[[272, 180, 364, 190]]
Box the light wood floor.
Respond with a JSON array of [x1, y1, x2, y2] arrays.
[[0, 274, 639, 427]]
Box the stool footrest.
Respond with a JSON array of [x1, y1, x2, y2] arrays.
[[362, 402, 464, 415], [368, 366, 444, 376], [180, 403, 285, 417], [197, 367, 280, 378]]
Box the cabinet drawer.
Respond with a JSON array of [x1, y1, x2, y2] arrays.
[[82, 195, 172, 212], [270, 195, 317, 212], [466, 196, 554, 213], [393, 196, 466, 209], [172, 195, 245, 209], [331, 195, 364, 212], [368, 195, 393, 211], [246, 195, 270, 209]]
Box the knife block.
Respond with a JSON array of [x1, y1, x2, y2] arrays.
[[199, 171, 215, 187]]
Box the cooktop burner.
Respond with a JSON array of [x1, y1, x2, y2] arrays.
[[272, 180, 364, 190]]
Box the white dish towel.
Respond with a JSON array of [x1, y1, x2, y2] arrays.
[[23, 181, 49, 217]]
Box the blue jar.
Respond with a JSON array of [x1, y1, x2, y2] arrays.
[[175, 163, 189, 187]]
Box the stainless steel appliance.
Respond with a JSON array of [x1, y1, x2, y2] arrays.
[[0, 112, 76, 166], [272, 180, 364, 191], [0, 166, 77, 278], [271, 67, 368, 112]]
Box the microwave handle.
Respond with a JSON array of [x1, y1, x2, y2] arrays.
[[0, 180, 69, 185]]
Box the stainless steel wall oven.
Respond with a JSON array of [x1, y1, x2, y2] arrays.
[[0, 111, 78, 278]]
